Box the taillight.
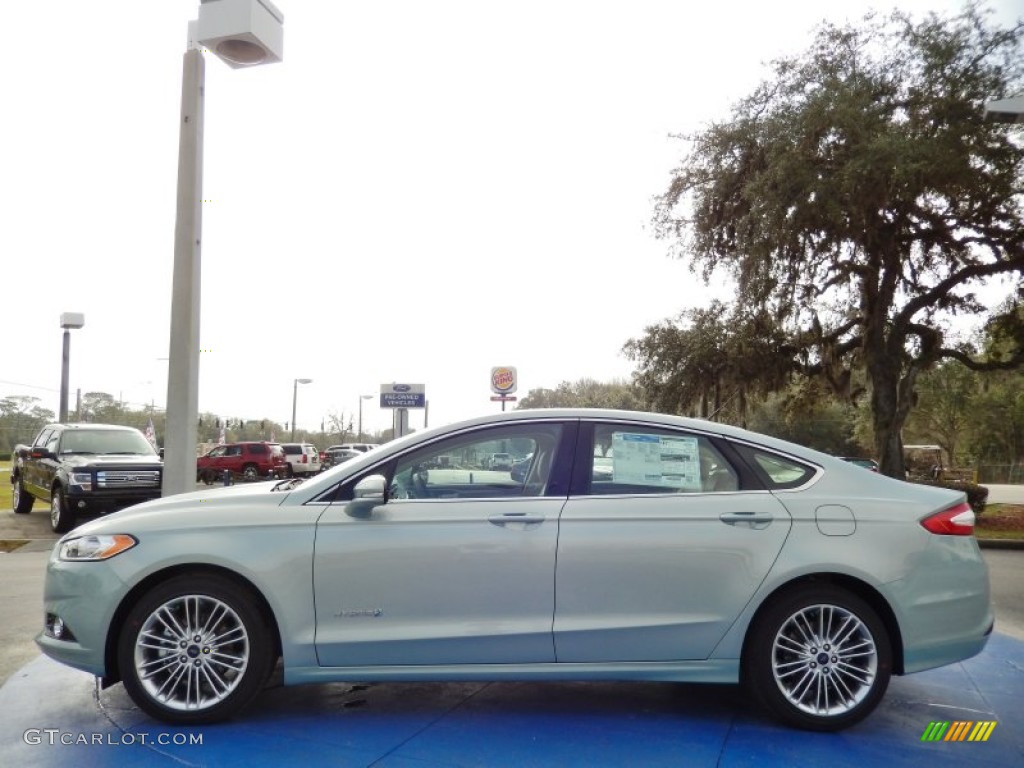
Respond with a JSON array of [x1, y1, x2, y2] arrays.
[[920, 502, 975, 536], [301, 454, 307, 463]]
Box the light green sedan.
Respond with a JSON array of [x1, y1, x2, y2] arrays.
[[37, 408, 992, 731]]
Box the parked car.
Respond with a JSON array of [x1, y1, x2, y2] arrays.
[[490, 452, 513, 471], [196, 441, 288, 483], [510, 453, 533, 482], [38, 408, 991, 731], [839, 456, 879, 472], [333, 442, 380, 453], [281, 443, 321, 476], [322, 447, 362, 469]]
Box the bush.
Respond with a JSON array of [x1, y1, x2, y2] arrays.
[[913, 479, 989, 514], [0, 452, 10, 462]]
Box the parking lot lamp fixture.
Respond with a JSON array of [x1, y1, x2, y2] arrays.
[[163, 0, 283, 497], [59, 313, 85, 423], [358, 394, 373, 441], [291, 378, 312, 441], [984, 94, 1024, 124]]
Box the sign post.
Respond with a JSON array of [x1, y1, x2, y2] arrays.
[[380, 383, 426, 438]]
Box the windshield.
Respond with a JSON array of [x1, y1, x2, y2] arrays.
[[60, 429, 157, 456]]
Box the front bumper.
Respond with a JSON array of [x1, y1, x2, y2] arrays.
[[66, 488, 162, 515], [35, 550, 130, 678]]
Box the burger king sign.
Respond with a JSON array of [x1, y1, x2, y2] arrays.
[[490, 366, 517, 395]]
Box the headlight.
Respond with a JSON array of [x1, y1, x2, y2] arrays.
[[69, 472, 92, 488], [59, 534, 137, 561]]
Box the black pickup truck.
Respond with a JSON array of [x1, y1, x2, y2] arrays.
[[11, 423, 163, 533]]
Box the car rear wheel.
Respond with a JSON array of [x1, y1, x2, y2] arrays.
[[13, 478, 34, 514], [117, 574, 276, 725], [744, 585, 891, 731], [50, 486, 75, 533], [242, 464, 259, 482]]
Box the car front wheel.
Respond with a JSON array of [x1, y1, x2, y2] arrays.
[[241, 464, 259, 482], [117, 574, 276, 724], [744, 585, 892, 731]]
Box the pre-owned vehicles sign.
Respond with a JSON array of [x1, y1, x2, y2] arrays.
[[380, 382, 426, 408]]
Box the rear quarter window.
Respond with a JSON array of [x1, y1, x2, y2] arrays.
[[733, 444, 817, 490]]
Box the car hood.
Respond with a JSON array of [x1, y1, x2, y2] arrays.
[[60, 454, 162, 469], [67, 481, 291, 536]]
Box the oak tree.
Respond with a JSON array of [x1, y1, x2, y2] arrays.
[[652, 3, 1024, 476]]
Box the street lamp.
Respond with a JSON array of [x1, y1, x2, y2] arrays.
[[291, 378, 312, 440], [163, 0, 284, 497], [59, 313, 84, 423], [984, 95, 1024, 124], [358, 394, 373, 441]]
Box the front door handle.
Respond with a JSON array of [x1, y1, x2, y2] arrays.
[[719, 511, 773, 529], [488, 512, 545, 526]]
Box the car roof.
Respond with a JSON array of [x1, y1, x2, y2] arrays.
[[46, 423, 142, 431]]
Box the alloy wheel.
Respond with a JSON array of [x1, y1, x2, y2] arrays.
[[133, 594, 250, 712], [770, 603, 878, 716]]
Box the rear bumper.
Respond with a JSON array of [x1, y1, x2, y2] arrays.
[[887, 536, 993, 674]]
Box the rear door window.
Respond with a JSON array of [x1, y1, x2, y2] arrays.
[[580, 422, 740, 495]]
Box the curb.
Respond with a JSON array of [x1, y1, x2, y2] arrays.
[[977, 538, 1024, 550], [0, 540, 53, 554]]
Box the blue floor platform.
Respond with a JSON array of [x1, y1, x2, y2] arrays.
[[1, 633, 1021, 767]]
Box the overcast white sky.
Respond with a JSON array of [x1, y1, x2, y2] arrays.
[[3, 0, 1019, 437]]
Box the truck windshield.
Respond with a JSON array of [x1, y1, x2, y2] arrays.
[[60, 430, 156, 456]]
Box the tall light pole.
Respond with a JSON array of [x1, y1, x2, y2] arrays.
[[984, 95, 1024, 124], [358, 394, 373, 441], [291, 378, 312, 440], [58, 313, 84, 423], [163, 0, 284, 496]]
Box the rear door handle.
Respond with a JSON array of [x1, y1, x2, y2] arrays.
[[719, 511, 773, 529], [489, 512, 545, 526]]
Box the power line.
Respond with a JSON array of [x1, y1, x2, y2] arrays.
[[0, 380, 60, 393]]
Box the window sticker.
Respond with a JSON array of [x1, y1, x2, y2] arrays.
[[611, 432, 701, 489]]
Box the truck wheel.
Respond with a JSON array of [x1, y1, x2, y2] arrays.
[[50, 487, 76, 534], [13, 478, 34, 514], [242, 464, 259, 482]]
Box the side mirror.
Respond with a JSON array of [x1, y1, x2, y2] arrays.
[[345, 474, 389, 518], [30, 448, 55, 460]]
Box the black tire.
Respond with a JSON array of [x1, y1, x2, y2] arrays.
[[12, 477, 34, 514], [200, 469, 217, 485], [743, 585, 892, 731], [242, 464, 259, 482], [117, 574, 276, 725], [50, 486, 75, 534]]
